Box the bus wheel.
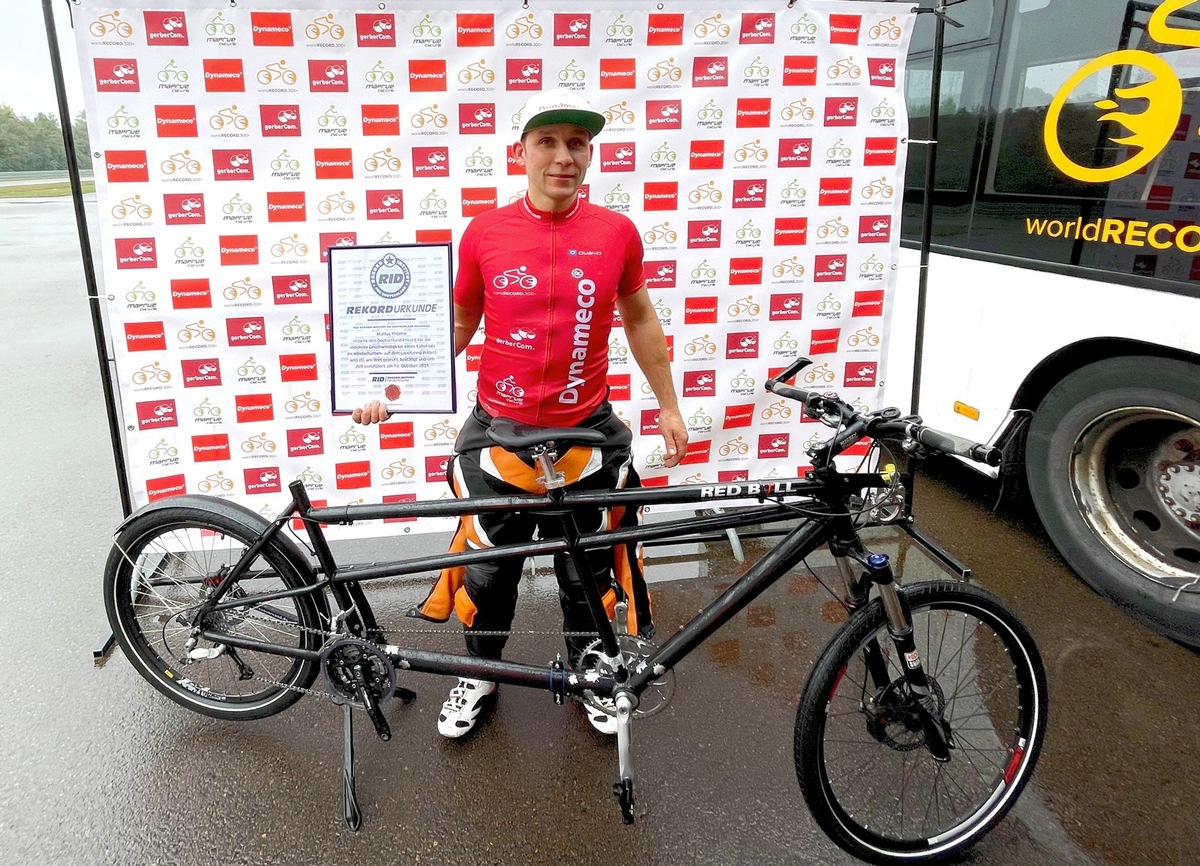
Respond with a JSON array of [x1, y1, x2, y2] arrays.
[[1026, 356, 1200, 646]]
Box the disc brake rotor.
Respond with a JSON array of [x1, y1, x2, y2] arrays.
[[576, 633, 674, 718]]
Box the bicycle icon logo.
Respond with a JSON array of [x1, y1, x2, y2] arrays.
[[223, 192, 251, 215], [604, 101, 635, 124], [458, 59, 495, 84], [558, 59, 586, 82], [193, 397, 221, 417], [496, 376, 526, 398], [319, 192, 355, 215], [286, 392, 321, 413], [205, 12, 235, 36], [506, 13, 544, 39], [89, 10, 133, 37], [421, 190, 448, 210], [737, 221, 762, 241], [761, 400, 793, 420], [283, 316, 311, 336], [305, 14, 345, 40], [861, 255, 886, 274], [298, 467, 324, 485], [728, 296, 760, 316], [492, 266, 537, 289], [719, 437, 750, 457], [424, 419, 458, 441], [730, 369, 756, 390], [241, 432, 277, 454], [365, 60, 395, 84], [604, 185, 631, 206], [209, 104, 248, 131], [648, 58, 683, 83], [174, 237, 204, 258], [238, 358, 266, 377], [224, 277, 261, 300], [688, 408, 713, 427], [609, 337, 628, 358], [869, 16, 904, 40], [872, 99, 897, 119], [652, 298, 673, 320], [745, 56, 770, 78], [198, 472, 234, 493], [382, 460, 416, 480], [465, 147, 493, 169], [413, 14, 442, 37], [319, 105, 347, 128], [781, 99, 815, 122], [828, 58, 862, 80], [692, 260, 717, 280], [827, 139, 853, 160], [111, 195, 151, 220], [161, 150, 201, 175], [125, 281, 155, 302], [792, 14, 818, 36], [148, 439, 178, 460], [643, 222, 677, 244], [862, 177, 895, 200], [652, 142, 677, 162], [257, 59, 297, 86], [271, 234, 309, 257], [176, 323, 211, 345], [688, 181, 722, 204], [848, 327, 881, 348], [735, 140, 768, 162], [803, 364, 836, 384], [364, 148, 402, 172], [781, 180, 808, 202], [271, 150, 300, 172], [106, 105, 140, 129], [818, 218, 850, 240], [817, 293, 843, 313], [411, 104, 448, 129], [132, 362, 170, 385], [684, 335, 717, 356], [607, 14, 634, 38], [774, 332, 800, 351], [695, 13, 731, 38]]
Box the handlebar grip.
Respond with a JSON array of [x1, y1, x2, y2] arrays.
[[767, 356, 813, 389], [766, 382, 815, 404], [914, 427, 1002, 467]]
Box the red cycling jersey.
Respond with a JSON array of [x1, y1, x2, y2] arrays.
[[454, 194, 645, 426]]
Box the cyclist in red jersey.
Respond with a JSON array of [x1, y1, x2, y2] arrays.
[[356, 89, 687, 738]]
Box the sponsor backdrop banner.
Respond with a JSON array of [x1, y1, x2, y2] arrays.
[[74, 0, 914, 536]]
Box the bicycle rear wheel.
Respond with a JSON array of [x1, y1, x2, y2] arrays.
[[794, 582, 1047, 864], [105, 500, 323, 720]]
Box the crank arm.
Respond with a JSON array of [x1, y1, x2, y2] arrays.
[[352, 662, 392, 742]]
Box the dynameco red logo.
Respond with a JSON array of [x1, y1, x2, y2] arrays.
[[156, 104, 197, 138], [769, 292, 804, 320], [683, 370, 718, 398], [600, 142, 637, 172], [783, 55, 818, 86], [144, 12, 190, 45], [315, 148, 354, 179], [170, 278, 211, 309], [853, 290, 885, 317], [272, 274, 312, 305], [213, 149, 254, 181], [864, 137, 899, 166], [462, 187, 498, 216], [379, 421, 414, 449], [600, 58, 636, 89], [147, 474, 187, 501], [267, 191, 306, 222], [356, 13, 397, 47], [506, 59, 543, 90], [459, 103, 496, 134], [235, 393, 274, 422], [203, 58, 244, 92], [644, 182, 678, 211], [227, 316, 267, 346], [729, 257, 763, 285], [260, 104, 302, 136], [740, 12, 776, 43], [362, 104, 400, 136], [825, 97, 859, 127], [309, 59, 349, 91], [115, 237, 158, 270], [219, 234, 259, 266], [684, 296, 719, 324], [687, 219, 722, 248], [607, 374, 631, 401], [646, 99, 683, 130], [819, 177, 853, 206], [829, 14, 862, 45], [647, 13, 684, 45], [164, 193, 205, 225], [736, 98, 771, 128], [413, 146, 450, 177], [693, 56, 729, 87], [554, 14, 591, 46], [366, 189, 404, 219], [845, 361, 878, 387], [250, 11, 294, 46], [244, 467, 282, 495], [773, 217, 808, 245], [409, 59, 447, 92], [136, 399, 178, 430], [815, 254, 849, 282], [94, 58, 140, 92], [105, 150, 149, 183], [181, 358, 222, 387], [125, 321, 167, 352], [280, 353, 318, 382], [456, 13, 495, 47], [858, 215, 892, 243], [192, 434, 230, 462], [810, 328, 841, 355], [689, 140, 725, 170]]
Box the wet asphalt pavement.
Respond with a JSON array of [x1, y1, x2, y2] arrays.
[[2, 198, 1199, 866]]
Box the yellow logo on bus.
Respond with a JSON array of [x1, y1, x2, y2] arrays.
[[1043, 1, 1197, 183]]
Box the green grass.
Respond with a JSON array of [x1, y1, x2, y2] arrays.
[[0, 181, 95, 199]]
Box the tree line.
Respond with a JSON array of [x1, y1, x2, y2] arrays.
[[0, 105, 91, 172]]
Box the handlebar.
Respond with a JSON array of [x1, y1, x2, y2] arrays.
[[765, 357, 1001, 468]]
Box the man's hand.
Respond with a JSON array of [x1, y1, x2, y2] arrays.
[[352, 400, 390, 426], [657, 407, 689, 468]]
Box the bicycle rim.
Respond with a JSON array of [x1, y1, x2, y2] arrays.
[[795, 582, 1046, 863], [106, 509, 322, 720]]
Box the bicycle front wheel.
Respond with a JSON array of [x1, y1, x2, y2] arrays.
[[794, 581, 1046, 864], [104, 499, 324, 720]]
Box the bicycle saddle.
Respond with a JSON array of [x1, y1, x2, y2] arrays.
[[486, 417, 607, 451]]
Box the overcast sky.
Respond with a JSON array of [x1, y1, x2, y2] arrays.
[[2, 1, 85, 120]]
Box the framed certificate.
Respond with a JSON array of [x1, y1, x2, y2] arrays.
[[328, 243, 456, 415]]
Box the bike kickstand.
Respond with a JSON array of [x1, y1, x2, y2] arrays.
[[342, 703, 363, 831]]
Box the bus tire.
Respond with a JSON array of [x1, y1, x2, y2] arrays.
[[1026, 356, 1200, 646]]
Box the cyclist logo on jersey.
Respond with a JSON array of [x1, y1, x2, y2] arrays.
[[370, 253, 411, 299], [491, 266, 538, 290], [1044, 0, 1197, 183]]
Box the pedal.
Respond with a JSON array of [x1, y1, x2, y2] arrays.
[[613, 778, 635, 824]]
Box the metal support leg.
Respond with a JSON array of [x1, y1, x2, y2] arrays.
[[612, 692, 637, 823]]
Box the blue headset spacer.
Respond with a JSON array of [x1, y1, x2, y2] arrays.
[[867, 553, 890, 569]]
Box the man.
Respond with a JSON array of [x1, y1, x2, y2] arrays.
[[355, 89, 687, 738]]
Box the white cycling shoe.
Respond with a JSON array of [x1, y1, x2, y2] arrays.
[[437, 677, 496, 738], [583, 699, 618, 736]]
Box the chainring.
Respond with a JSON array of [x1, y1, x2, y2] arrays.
[[575, 634, 674, 718], [319, 637, 397, 706]]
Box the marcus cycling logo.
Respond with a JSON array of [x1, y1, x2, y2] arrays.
[[370, 253, 411, 298]]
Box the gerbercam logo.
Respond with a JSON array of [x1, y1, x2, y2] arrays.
[[554, 14, 591, 46], [95, 58, 140, 92]]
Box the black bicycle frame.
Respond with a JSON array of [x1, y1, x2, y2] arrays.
[[197, 473, 891, 704]]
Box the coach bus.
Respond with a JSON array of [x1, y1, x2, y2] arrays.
[[887, 0, 1200, 645]]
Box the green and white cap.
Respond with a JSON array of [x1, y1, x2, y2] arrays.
[[519, 89, 606, 138]]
